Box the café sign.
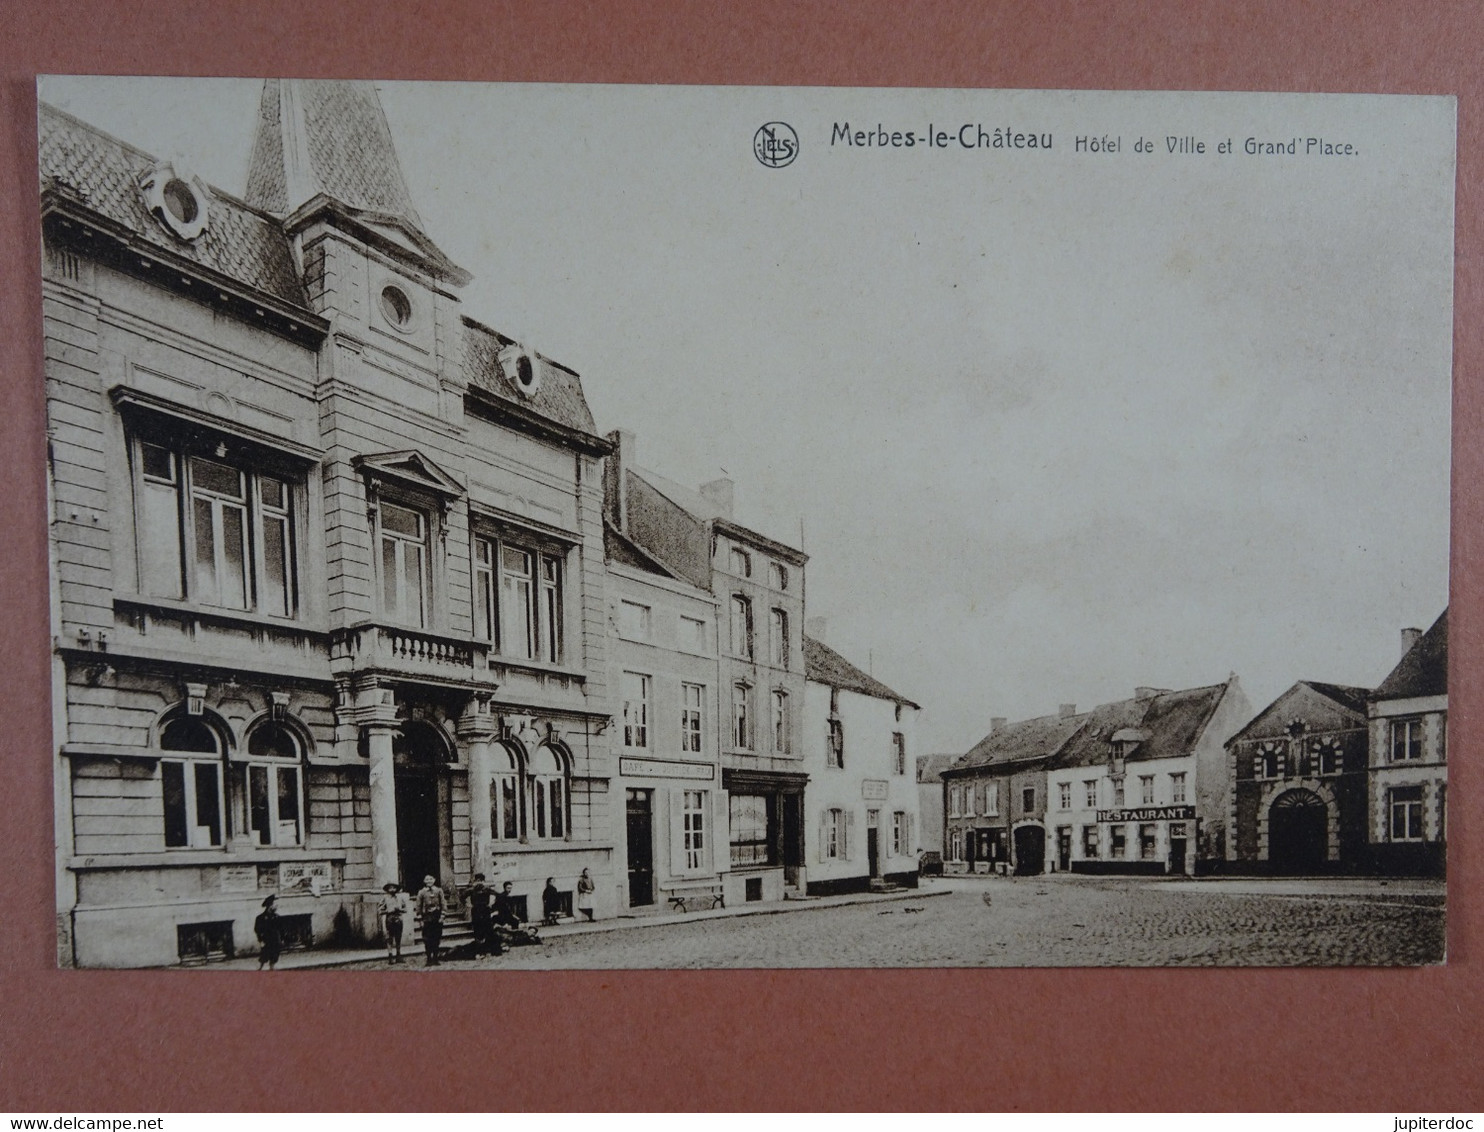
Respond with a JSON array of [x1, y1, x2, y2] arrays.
[[1096, 805, 1195, 823]]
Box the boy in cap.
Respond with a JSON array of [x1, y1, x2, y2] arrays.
[[378, 882, 408, 964]]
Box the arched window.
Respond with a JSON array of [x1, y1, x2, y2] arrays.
[[394, 720, 453, 766], [528, 743, 567, 840], [232, 720, 304, 847], [159, 711, 225, 848], [491, 742, 521, 841]]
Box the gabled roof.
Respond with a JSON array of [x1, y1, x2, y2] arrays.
[[803, 635, 918, 709], [603, 521, 677, 579], [1374, 609, 1448, 701], [1225, 680, 1371, 746], [953, 712, 1086, 772], [38, 103, 307, 309], [462, 317, 603, 447], [630, 466, 807, 566], [917, 754, 955, 784]]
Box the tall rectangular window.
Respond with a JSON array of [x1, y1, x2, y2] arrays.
[[770, 609, 789, 669], [1170, 772, 1187, 804], [1082, 825, 1099, 858], [539, 556, 561, 663], [1140, 775, 1155, 805], [474, 538, 496, 640], [825, 808, 843, 859], [985, 781, 1000, 817], [228, 763, 302, 847], [772, 690, 790, 753], [1110, 825, 1127, 859], [892, 811, 907, 855], [732, 683, 751, 749], [1059, 782, 1072, 810], [731, 595, 753, 659], [947, 784, 961, 817], [1084, 779, 1098, 809], [1112, 780, 1125, 807], [729, 793, 772, 866], [1022, 785, 1036, 814], [730, 547, 751, 577], [1390, 718, 1424, 762], [162, 760, 222, 848], [622, 672, 650, 749], [1389, 786, 1424, 840], [500, 546, 535, 658], [679, 615, 707, 653], [134, 440, 298, 616], [681, 683, 704, 754], [1139, 823, 1157, 859], [893, 732, 906, 775], [380, 501, 428, 628], [682, 790, 706, 870], [477, 536, 564, 662]]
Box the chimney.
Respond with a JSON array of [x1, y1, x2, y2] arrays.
[[990, 716, 1008, 734], [699, 477, 734, 520], [604, 429, 635, 534], [805, 616, 828, 642], [1058, 703, 1077, 719], [1401, 627, 1423, 658]]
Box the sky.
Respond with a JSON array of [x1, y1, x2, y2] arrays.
[[36, 78, 1456, 754]]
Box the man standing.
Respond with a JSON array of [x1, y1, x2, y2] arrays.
[[415, 875, 445, 967], [463, 873, 495, 955]]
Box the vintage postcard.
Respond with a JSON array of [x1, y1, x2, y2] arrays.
[[35, 77, 1453, 968]]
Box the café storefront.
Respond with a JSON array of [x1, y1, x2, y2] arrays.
[[1076, 804, 1197, 876]]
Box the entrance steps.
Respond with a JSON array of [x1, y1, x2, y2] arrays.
[[868, 878, 903, 893]]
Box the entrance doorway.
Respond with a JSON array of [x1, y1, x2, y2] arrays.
[[782, 793, 803, 887], [392, 721, 452, 891], [1268, 790, 1328, 874], [1056, 826, 1072, 872], [1169, 822, 1188, 874], [626, 789, 654, 906], [1013, 825, 1045, 875], [867, 809, 881, 878]]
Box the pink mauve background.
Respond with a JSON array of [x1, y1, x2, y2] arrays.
[[0, 0, 1479, 1112]]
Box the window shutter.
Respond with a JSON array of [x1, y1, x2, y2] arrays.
[[668, 788, 687, 879], [818, 810, 829, 863], [845, 809, 857, 861], [713, 789, 730, 874], [906, 812, 915, 856]]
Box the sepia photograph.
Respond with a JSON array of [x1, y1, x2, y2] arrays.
[[35, 75, 1453, 970]]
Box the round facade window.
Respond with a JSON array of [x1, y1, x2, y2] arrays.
[[162, 180, 200, 226], [514, 353, 537, 392], [380, 285, 413, 328], [139, 162, 210, 242]]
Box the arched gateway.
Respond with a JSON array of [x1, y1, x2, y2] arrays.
[[1013, 824, 1046, 875], [393, 721, 455, 890], [1267, 789, 1329, 875]]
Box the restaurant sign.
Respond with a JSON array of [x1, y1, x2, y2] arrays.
[[1096, 805, 1195, 823]]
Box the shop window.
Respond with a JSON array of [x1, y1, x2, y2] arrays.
[[1109, 825, 1127, 859], [1388, 786, 1424, 841], [229, 721, 304, 847], [1389, 718, 1424, 762], [160, 713, 224, 849], [134, 440, 298, 617], [730, 595, 754, 659], [622, 672, 650, 749], [770, 608, 790, 669], [1139, 823, 1157, 860], [1082, 825, 1099, 858], [681, 682, 704, 754], [730, 793, 775, 866], [528, 744, 568, 840]]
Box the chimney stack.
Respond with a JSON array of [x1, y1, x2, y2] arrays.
[[1401, 626, 1423, 658], [991, 716, 1008, 734], [604, 429, 635, 534], [699, 477, 734, 520], [805, 616, 828, 642], [1058, 703, 1077, 719]]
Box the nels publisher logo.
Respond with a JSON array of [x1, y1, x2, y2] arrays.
[[754, 122, 799, 168]]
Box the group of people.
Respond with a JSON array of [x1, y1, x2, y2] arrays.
[[375, 868, 596, 966]]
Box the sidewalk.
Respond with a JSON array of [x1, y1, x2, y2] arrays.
[[199, 883, 949, 971]]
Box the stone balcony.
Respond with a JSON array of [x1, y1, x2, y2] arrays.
[[330, 622, 495, 690]]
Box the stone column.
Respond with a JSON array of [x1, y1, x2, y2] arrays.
[[357, 679, 402, 889], [459, 692, 498, 879]]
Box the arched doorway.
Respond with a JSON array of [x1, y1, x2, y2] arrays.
[[393, 721, 453, 890], [1013, 825, 1045, 875], [1268, 789, 1329, 875]]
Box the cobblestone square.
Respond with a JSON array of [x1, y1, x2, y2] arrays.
[[345, 874, 1445, 970]]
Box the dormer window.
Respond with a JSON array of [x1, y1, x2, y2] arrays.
[[140, 161, 210, 242]]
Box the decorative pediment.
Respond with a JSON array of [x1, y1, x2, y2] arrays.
[[353, 450, 465, 500]]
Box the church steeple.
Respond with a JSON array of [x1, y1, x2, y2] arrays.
[[246, 79, 468, 286]]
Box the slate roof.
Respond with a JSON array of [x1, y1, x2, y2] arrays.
[[916, 754, 955, 784], [1374, 609, 1448, 700], [955, 681, 1235, 774], [953, 712, 1085, 772], [38, 103, 308, 308], [630, 466, 806, 563], [1225, 680, 1371, 746], [1299, 681, 1372, 717], [604, 521, 676, 579], [246, 79, 423, 224], [462, 317, 600, 439], [803, 635, 918, 709]]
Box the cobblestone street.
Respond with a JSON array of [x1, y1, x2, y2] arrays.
[[343, 874, 1445, 970]]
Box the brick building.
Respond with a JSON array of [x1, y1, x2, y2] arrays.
[[44, 82, 616, 966]]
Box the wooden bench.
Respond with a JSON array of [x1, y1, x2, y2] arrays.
[[666, 883, 725, 913]]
